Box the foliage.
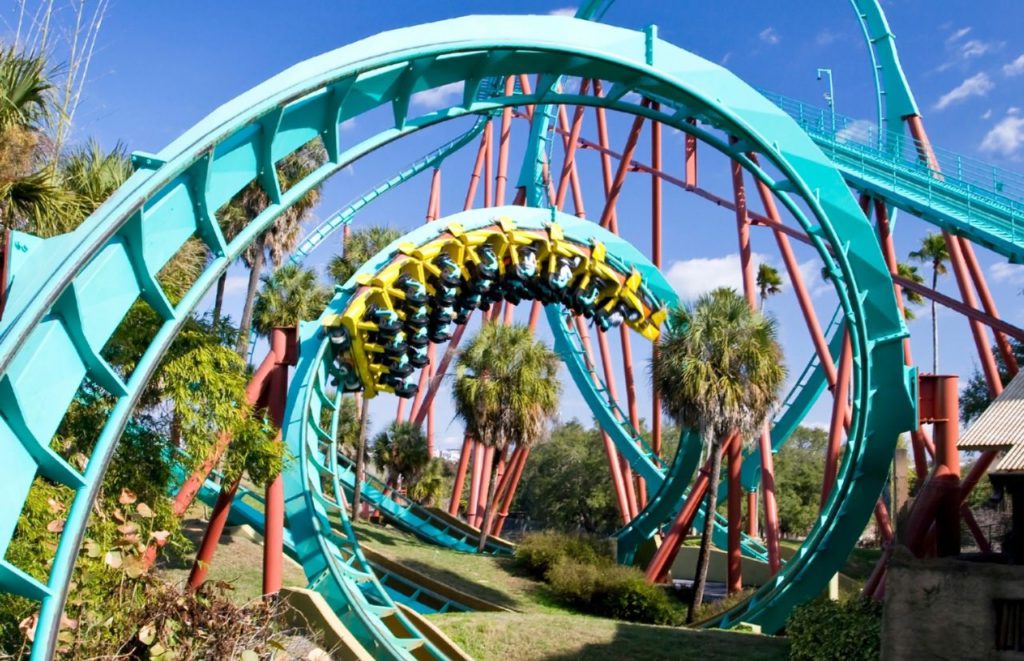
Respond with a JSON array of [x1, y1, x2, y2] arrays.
[[455, 322, 561, 549], [773, 426, 828, 537], [252, 263, 331, 336], [514, 420, 622, 535], [895, 261, 924, 321], [117, 582, 293, 660], [371, 421, 430, 488], [756, 263, 783, 310], [961, 338, 1024, 423], [335, 395, 363, 455], [651, 287, 785, 620], [545, 558, 684, 626], [515, 532, 683, 626], [328, 225, 402, 285], [651, 288, 786, 447], [787, 598, 882, 661], [513, 531, 610, 580], [909, 232, 950, 373], [407, 458, 450, 507]]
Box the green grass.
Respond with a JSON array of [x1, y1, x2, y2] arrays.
[[353, 520, 566, 614], [155, 509, 307, 604], [431, 612, 789, 661]]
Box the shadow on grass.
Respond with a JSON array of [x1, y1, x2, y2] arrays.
[[397, 560, 522, 610], [545, 621, 789, 661]]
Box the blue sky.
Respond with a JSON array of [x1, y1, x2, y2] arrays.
[[5, 1, 1024, 452]]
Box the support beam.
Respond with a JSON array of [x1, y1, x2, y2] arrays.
[[448, 435, 472, 516]]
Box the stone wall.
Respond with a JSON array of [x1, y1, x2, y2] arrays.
[[882, 547, 1024, 659]]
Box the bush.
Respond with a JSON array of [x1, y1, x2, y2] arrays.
[[546, 557, 684, 626], [787, 598, 882, 661], [513, 531, 610, 580]]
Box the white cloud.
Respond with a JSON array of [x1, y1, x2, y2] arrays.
[[410, 81, 464, 110], [933, 73, 994, 110], [982, 109, 993, 120], [960, 39, 993, 59], [945, 27, 972, 45], [665, 253, 767, 301], [836, 119, 874, 145], [1003, 54, 1024, 77], [720, 52, 733, 66], [980, 108, 1024, 157], [989, 261, 1024, 285], [548, 7, 576, 16], [759, 27, 780, 45], [815, 30, 838, 46]]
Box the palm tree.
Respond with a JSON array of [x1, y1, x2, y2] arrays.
[[453, 322, 560, 551], [371, 421, 430, 491], [0, 45, 76, 234], [252, 264, 331, 337], [756, 263, 783, 310], [229, 141, 327, 355], [650, 287, 785, 622], [328, 225, 402, 286], [909, 233, 950, 373], [408, 458, 448, 507], [896, 261, 925, 321]]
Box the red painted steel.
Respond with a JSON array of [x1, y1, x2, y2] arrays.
[[728, 430, 743, 593], [448, 435, 473, 516], [645, 432, 738, 583], [821, 330, 852, 507], [468, 441, 485, 527]]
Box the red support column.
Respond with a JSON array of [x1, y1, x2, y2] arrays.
[[483, 121, 494, 208], [187, 476, 241, 589], [448, 436, 472, 516], [575, 317, 631, 523], [759, 422, 781, 574], [494, 77, 516, 206], [728, 430, 743, 594], [464, 131, 488, 209], [684, 119, 697, 189], [729, 156, 756, 581], [645, 432, 737, 583], [477, 445, 495, 528], [961, 240, 1019, 375], [822, 330, 852, 507], [494, 447, 530, 535], [554, 80, 590, 215]]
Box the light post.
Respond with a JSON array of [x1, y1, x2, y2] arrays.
[[817, 67, 835, 133]]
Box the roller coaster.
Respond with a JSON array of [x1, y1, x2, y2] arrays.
[[1, 1, 1021, 658]]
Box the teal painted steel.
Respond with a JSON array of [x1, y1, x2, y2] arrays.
[[0, 15, 925, 656]]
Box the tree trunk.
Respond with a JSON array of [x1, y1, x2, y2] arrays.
[[931, 268, 938, 374], [688, 439, 723, 624], [212, 272, 227, 326], [236, 235, 265, 356], [477, 461, 500, 553], [351, 395, 371, 523]]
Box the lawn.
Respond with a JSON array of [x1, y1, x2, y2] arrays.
[[431, 612, 789, 660]]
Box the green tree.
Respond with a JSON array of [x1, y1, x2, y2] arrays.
[[773, 426, 828, 537], [514, 420, 622, 534], [454, 322, 561, 551], [650, 287, 785, 621], [371, 421, 430, 490], [896, 261, 925, 321], [328, 225, 402, 285], [909, 233, 949, 373], [756, 263, 783, 310], [251, 264, 331, 336], [230, 141, 327, 356], [0, 45, 75, 234], [408, 458, 449, 507], [961, 338, 1024, 423]]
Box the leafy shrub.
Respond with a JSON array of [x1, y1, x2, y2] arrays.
[[513, 531, 610, 579], [546, 557, 684, 625], [787, 598, 882, 661]]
